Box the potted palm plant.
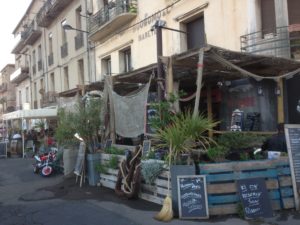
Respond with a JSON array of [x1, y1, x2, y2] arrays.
[[152, 110, 218, 218]]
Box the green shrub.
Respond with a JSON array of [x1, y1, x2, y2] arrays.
[[206, 146, 228, 162], [104, 146, 124, 155], [107, 155, 119, 169], [95, 163, 107, 174], [141, 159, 164, 184]]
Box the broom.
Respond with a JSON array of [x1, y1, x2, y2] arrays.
[[154, 142, 173, 222]]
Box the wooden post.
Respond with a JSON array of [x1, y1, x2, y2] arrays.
[[193, 48, 204, 117], [277, 78, 284, 123], [166, 56, 174, 97], [207, 85, 213, 139], [106, 76, 116, 143], [173, 81, 180, 113]]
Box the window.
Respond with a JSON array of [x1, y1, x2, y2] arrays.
[[34, 82, 37, 101], [25, 87, 29, 102], [50, 73, 55, 92], [186, 16, 205, 50], [40, 78, 44, 92], [38, 45, 43, 71], [61, 19, 67, 44], [76, 6, 82, 31], [261, 0, 275, 35], [120, 48, 132, 73], [64, 66, 69, 90], [102, 56, 111, 75], [288, 0, 300, 25], [38, 45, 42, 61], [78, 59, 84, 85], [48, 33, 53, 54], [32, 50, 36, 65], [19, 90, 22, 108]]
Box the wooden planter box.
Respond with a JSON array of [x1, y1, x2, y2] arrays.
[[97, 153, 294, 216], [199, 157, 294, 215]]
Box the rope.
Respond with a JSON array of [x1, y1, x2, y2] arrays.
[[115, 146, 142, 199], [210, 50, 300, 81]]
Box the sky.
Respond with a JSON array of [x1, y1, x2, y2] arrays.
[[0, 0, 32, 70]]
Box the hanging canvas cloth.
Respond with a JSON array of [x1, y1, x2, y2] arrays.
[[110, 80, 151, 138]]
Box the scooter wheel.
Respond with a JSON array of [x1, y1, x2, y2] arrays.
[[41, 166, 53, 177]]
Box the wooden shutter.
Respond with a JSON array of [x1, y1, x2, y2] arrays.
[[261, 0, 276, 34]]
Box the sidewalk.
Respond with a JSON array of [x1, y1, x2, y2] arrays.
[[36, 176, 300, 225]]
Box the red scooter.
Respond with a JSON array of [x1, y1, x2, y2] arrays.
[[33, 148, 58, 177]]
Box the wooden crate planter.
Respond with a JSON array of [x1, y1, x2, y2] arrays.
[[98, 153, 124, 189], [97, 152, 294, 216], [199, 157, 294, 215], [98, 144, 137, 188]]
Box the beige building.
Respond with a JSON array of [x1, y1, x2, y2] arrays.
[[6, 0, 300, 128], [0, 64, 16, 113], [11, 0, 92, 110], [87, 0, 300, 132]]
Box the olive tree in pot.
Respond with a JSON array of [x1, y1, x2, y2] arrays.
[[55, 97, 102, 184]]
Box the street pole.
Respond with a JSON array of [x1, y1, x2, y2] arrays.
[[156, 26, 164, 102]]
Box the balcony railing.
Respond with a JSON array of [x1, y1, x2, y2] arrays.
[[11, 36, 25, 54], [10, 67, 29, 84], [61, 42, 68, 58], [21, 20, 42, 45], [48, 53, 54, 66], [36, 0, 73, 27], [41, 91, 58, 107], [89, 0, 137, 42], [75, 32, 84, 50], [240, 24, 300, 60]]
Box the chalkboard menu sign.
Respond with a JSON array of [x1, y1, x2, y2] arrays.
[[285, 124, 300, 210], [104, 139, 112, 149], [0, 142, 7, 158], [237, 178, 273, 219], [142, 140, 151, 156], [74, 142, 86, 176], [177, 175, 209, 219]]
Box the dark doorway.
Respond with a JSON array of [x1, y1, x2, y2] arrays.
[[286, 75, 300, 123], [186, 16, 205, 50]]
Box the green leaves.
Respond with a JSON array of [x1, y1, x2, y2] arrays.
[[55, 98, 102, 151], [153, 111, 218, 164]]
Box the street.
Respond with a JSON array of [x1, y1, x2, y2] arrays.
[[0, 157, 300, 225]]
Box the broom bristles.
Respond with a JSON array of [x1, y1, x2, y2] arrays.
[[154, 195, 173, 222]]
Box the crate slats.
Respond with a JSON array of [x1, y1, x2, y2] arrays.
[[96, 153, 295, 215]]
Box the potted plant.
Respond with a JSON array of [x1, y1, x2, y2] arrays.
[[152, 110, 218, 217], [55, 97, 102, 184]]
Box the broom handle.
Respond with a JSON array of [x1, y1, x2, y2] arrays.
[[167, 142, 172, 194]]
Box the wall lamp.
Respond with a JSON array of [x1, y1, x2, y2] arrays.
[[63, 24, 89, 34], [150, 20, 187, 34]]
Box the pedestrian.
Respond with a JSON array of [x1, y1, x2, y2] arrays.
[[261, 123, 287, 159]]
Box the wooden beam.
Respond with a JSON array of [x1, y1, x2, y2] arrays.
[[193, 48, 204, 117], [277, 78, 284, 123], [207, 85, 213, 139], [166, 57, 174, 96]]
